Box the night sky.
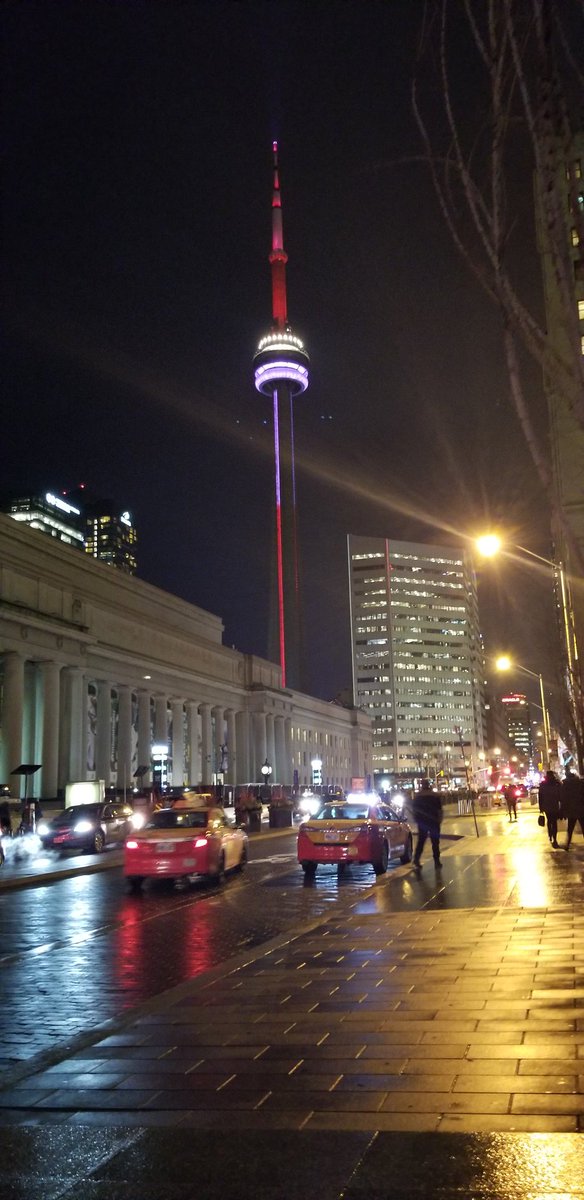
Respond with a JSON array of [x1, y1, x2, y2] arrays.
[[1, 1, 559, 712]]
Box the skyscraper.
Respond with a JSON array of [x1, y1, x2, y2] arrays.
[[253, 143, 309, 690], [348, 535, 485, 780], [501, 692, 533, 767], [536, 132, 583, 699]]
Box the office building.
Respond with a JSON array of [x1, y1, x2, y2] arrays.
[[2, 489, 137, 574], [501, 692, 534, 767], [348, 535, 485, 781], [536, 131, 583, 670], [4, 490, 85, 549]]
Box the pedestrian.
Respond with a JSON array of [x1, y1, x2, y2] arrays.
[[561, 768, 584, 849], [412, 779, 443, 869], [538, 769, 562, 848], [504, 784, 518, 822]]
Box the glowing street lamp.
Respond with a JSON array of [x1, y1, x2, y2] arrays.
[[495, 656, 550, 766], [476, 534, 577, 707]]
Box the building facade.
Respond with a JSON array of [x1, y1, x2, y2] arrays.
[[501, 692, 534, 768], [348, 534, 485, 780], [0, 517, 371, 799], [3, 490, 137, 574], [536, 131, 583, 678]]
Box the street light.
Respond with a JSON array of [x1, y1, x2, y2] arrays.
[[475, 533, 578, 713], [495, 656, 550, 766], [261, 758, 272, 781]]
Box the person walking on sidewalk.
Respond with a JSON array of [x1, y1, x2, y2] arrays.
[[538, 769, 561, 848], [561, 768, 584, 849], [412, 779, 443, 869], [503, 783, 518, 822]]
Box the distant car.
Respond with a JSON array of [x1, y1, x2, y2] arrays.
[[38, 802, 135, 854], [297, 797, 413, 877], [124, 805, 248, 890]]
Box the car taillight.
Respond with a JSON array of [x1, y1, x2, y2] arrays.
[[126, 840, 139, 850], [193, 837, 207, 848]]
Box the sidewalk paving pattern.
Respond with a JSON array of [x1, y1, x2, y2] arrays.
[[1, 814, 584, 1197]]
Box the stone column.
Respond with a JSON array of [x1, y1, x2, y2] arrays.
[[171, 699, 185, 787], [39, 661, 61, 799], [186, 701, 200, 784], [200, 703, 212, 785], [212, 705, 224, 779], [59, 666, 84, 787], [275, 717, 286, 787], [95, 680, 112, 785], [137, 689, 151, 784], [154, 695, 168, 748], [284, 718, 293, 788], [252, 711, 267, 782], [225, 708, 236, 784], [266, 713, 276, 780], [117, 685, 133, 794], [235, 710, 250, 783], [1, 652, 25, 792]]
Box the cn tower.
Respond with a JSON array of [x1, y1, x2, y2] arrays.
[[254, 142, 309, 691]]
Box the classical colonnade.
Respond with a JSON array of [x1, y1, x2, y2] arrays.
[[1, 650, 298, 799]]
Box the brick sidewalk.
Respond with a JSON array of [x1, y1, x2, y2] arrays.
[[1, 822, 583, 1132]]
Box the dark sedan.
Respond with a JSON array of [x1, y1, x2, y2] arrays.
[[37, 802, 135, 854]]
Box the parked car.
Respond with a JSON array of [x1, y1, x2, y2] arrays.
[[124, 804, 248, 890], [297, 796, 413, 876], [38, 802, 135, 854]]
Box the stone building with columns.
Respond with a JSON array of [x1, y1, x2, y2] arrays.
[[0, 516, 371, 800]]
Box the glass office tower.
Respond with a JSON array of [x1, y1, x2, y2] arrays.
[[348, 535, 485, 782]]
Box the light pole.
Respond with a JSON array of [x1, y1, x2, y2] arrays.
[[261, 758, 272, 784], [476, 534, 579, 754], [495, 656, 550, 767]]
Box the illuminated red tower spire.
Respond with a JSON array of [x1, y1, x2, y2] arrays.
[[254, 142, 309, 691]]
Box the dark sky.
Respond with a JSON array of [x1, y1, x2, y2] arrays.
[[1, 1, 559, 713]]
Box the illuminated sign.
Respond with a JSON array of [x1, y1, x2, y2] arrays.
[[120, 511, 132, 527], [45, 492, 80, 516]]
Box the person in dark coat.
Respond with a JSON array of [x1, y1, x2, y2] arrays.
[[503, 784, 518, 822], [538, 769, 562, 848], [412, 779, 443, 869], [561, 768, 584, 849]]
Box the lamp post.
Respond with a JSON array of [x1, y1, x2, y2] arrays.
[[261, 758, 272, 783], [476, 534, 580, 760], [495, 656, 550, 767]]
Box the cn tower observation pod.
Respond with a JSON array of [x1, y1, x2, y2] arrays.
[[253, 328, 310, 397]]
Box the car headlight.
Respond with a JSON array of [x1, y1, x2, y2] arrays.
[[37, 822, 50, 836], [130, 811, 146, 830], [73, 820, 93, 834]]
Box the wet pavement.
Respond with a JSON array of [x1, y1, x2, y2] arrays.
[[1, 807, 584, 1197]]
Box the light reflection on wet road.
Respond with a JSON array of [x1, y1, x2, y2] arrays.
[[1, 810, 583, 1073]]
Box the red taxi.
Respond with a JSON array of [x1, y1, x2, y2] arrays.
[[297, 795, 413, 877], [124, 804, 248, 891]]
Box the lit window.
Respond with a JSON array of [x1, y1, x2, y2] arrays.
[[571, 228, 580, 247]]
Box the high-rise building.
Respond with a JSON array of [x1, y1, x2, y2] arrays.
[[2, 490, 85, 548], [2, 489, 137, 574], [253, 143, 309, 690], [501, 692, 533, 766], [348, 535, 485, 781], [536, 131, 583, 685], [83, 503, 137, 575]]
